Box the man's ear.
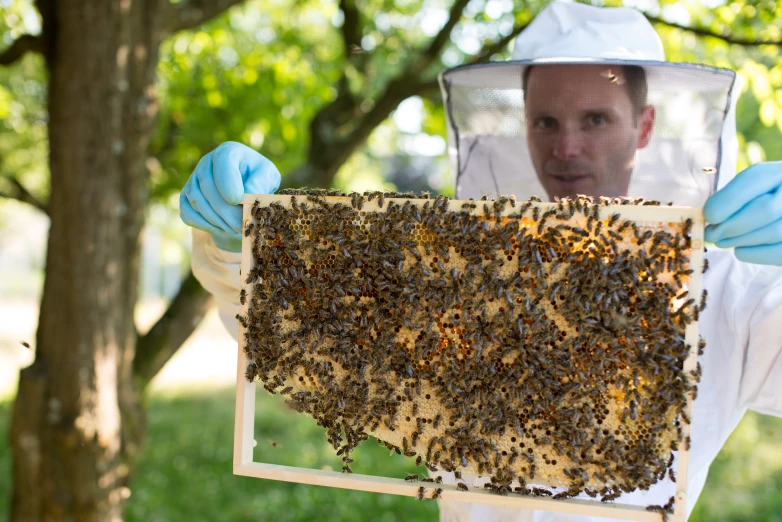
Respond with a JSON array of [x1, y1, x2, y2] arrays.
[[636, 105, 655, 149]]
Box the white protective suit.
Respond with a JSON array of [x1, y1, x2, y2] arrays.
[[189, 2, 782, 521]]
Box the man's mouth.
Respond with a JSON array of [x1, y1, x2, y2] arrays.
[[550, 174, 591, 182]]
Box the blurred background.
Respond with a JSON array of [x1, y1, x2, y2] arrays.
[[0, 0, 781, 520]]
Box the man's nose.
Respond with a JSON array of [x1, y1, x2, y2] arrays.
[[553, 129, 584, 159]]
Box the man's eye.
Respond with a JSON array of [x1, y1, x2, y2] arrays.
[[535, 118, 556, 129], [588, 114, 607, 126]]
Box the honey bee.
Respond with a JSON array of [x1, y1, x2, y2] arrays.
[[645, 505, 670, 522]]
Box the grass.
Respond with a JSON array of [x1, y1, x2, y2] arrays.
[[689, 412, 782, 522], [1, 388, 780, 522], [130, 387, 436, 522]]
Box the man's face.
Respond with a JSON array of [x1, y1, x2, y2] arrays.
[[524, 65, 655, 200]]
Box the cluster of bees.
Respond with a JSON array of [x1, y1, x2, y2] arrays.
[[238, 189, 703, 515]]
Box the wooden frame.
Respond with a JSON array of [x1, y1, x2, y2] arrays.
[[234, 193, 705, 522]]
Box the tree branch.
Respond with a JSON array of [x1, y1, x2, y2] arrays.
[[339, 0, 362, 57], [133, 271, 214, 387], [286, 17, 528, 189], [644, 13, 782, 47], [0, 34, 43, 67], [165, 0, 248, 35], [349, 19, 529, 148], [410, 0, 471, 75], [293, 0, 470, 187], [0, 177, 48, 215], [473, 23, 528, 63], [31, 0, 55, 66]]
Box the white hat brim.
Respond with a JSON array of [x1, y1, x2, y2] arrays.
[[440, 59, 737, 94]]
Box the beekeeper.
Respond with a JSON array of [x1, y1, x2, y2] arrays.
[[180, 2, 782, 521]]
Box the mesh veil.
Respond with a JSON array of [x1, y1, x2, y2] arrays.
[[440, 60, 742, 205]]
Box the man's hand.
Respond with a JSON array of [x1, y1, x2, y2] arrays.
[[704, 163, 782, 266], [180, 142, 281, 252]]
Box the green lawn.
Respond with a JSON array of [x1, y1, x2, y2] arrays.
[[0, 388, 780, 522], [689, 411, 782, 522]]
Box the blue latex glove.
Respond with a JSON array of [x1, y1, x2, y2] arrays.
[[180, 142, 281, 252], [703, 163, 782, 266]]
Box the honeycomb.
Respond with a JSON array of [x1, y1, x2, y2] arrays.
[[238, 190, 703, 502]]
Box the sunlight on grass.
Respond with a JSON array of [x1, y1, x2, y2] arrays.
[[124, 387, 437, 522], [249, 389, 425, 478], [1, 390, 780, 522]]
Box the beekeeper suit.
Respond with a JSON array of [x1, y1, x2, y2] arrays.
[[180, 2, 782, 521]]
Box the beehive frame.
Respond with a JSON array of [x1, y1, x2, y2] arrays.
[[233, 192, 705, 522]]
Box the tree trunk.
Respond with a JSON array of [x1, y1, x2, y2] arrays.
[[10, 1, 165, 520]]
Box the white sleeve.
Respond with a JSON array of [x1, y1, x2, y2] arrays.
[[191, 228, 241, 341], [737, 266, 782, 417]]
